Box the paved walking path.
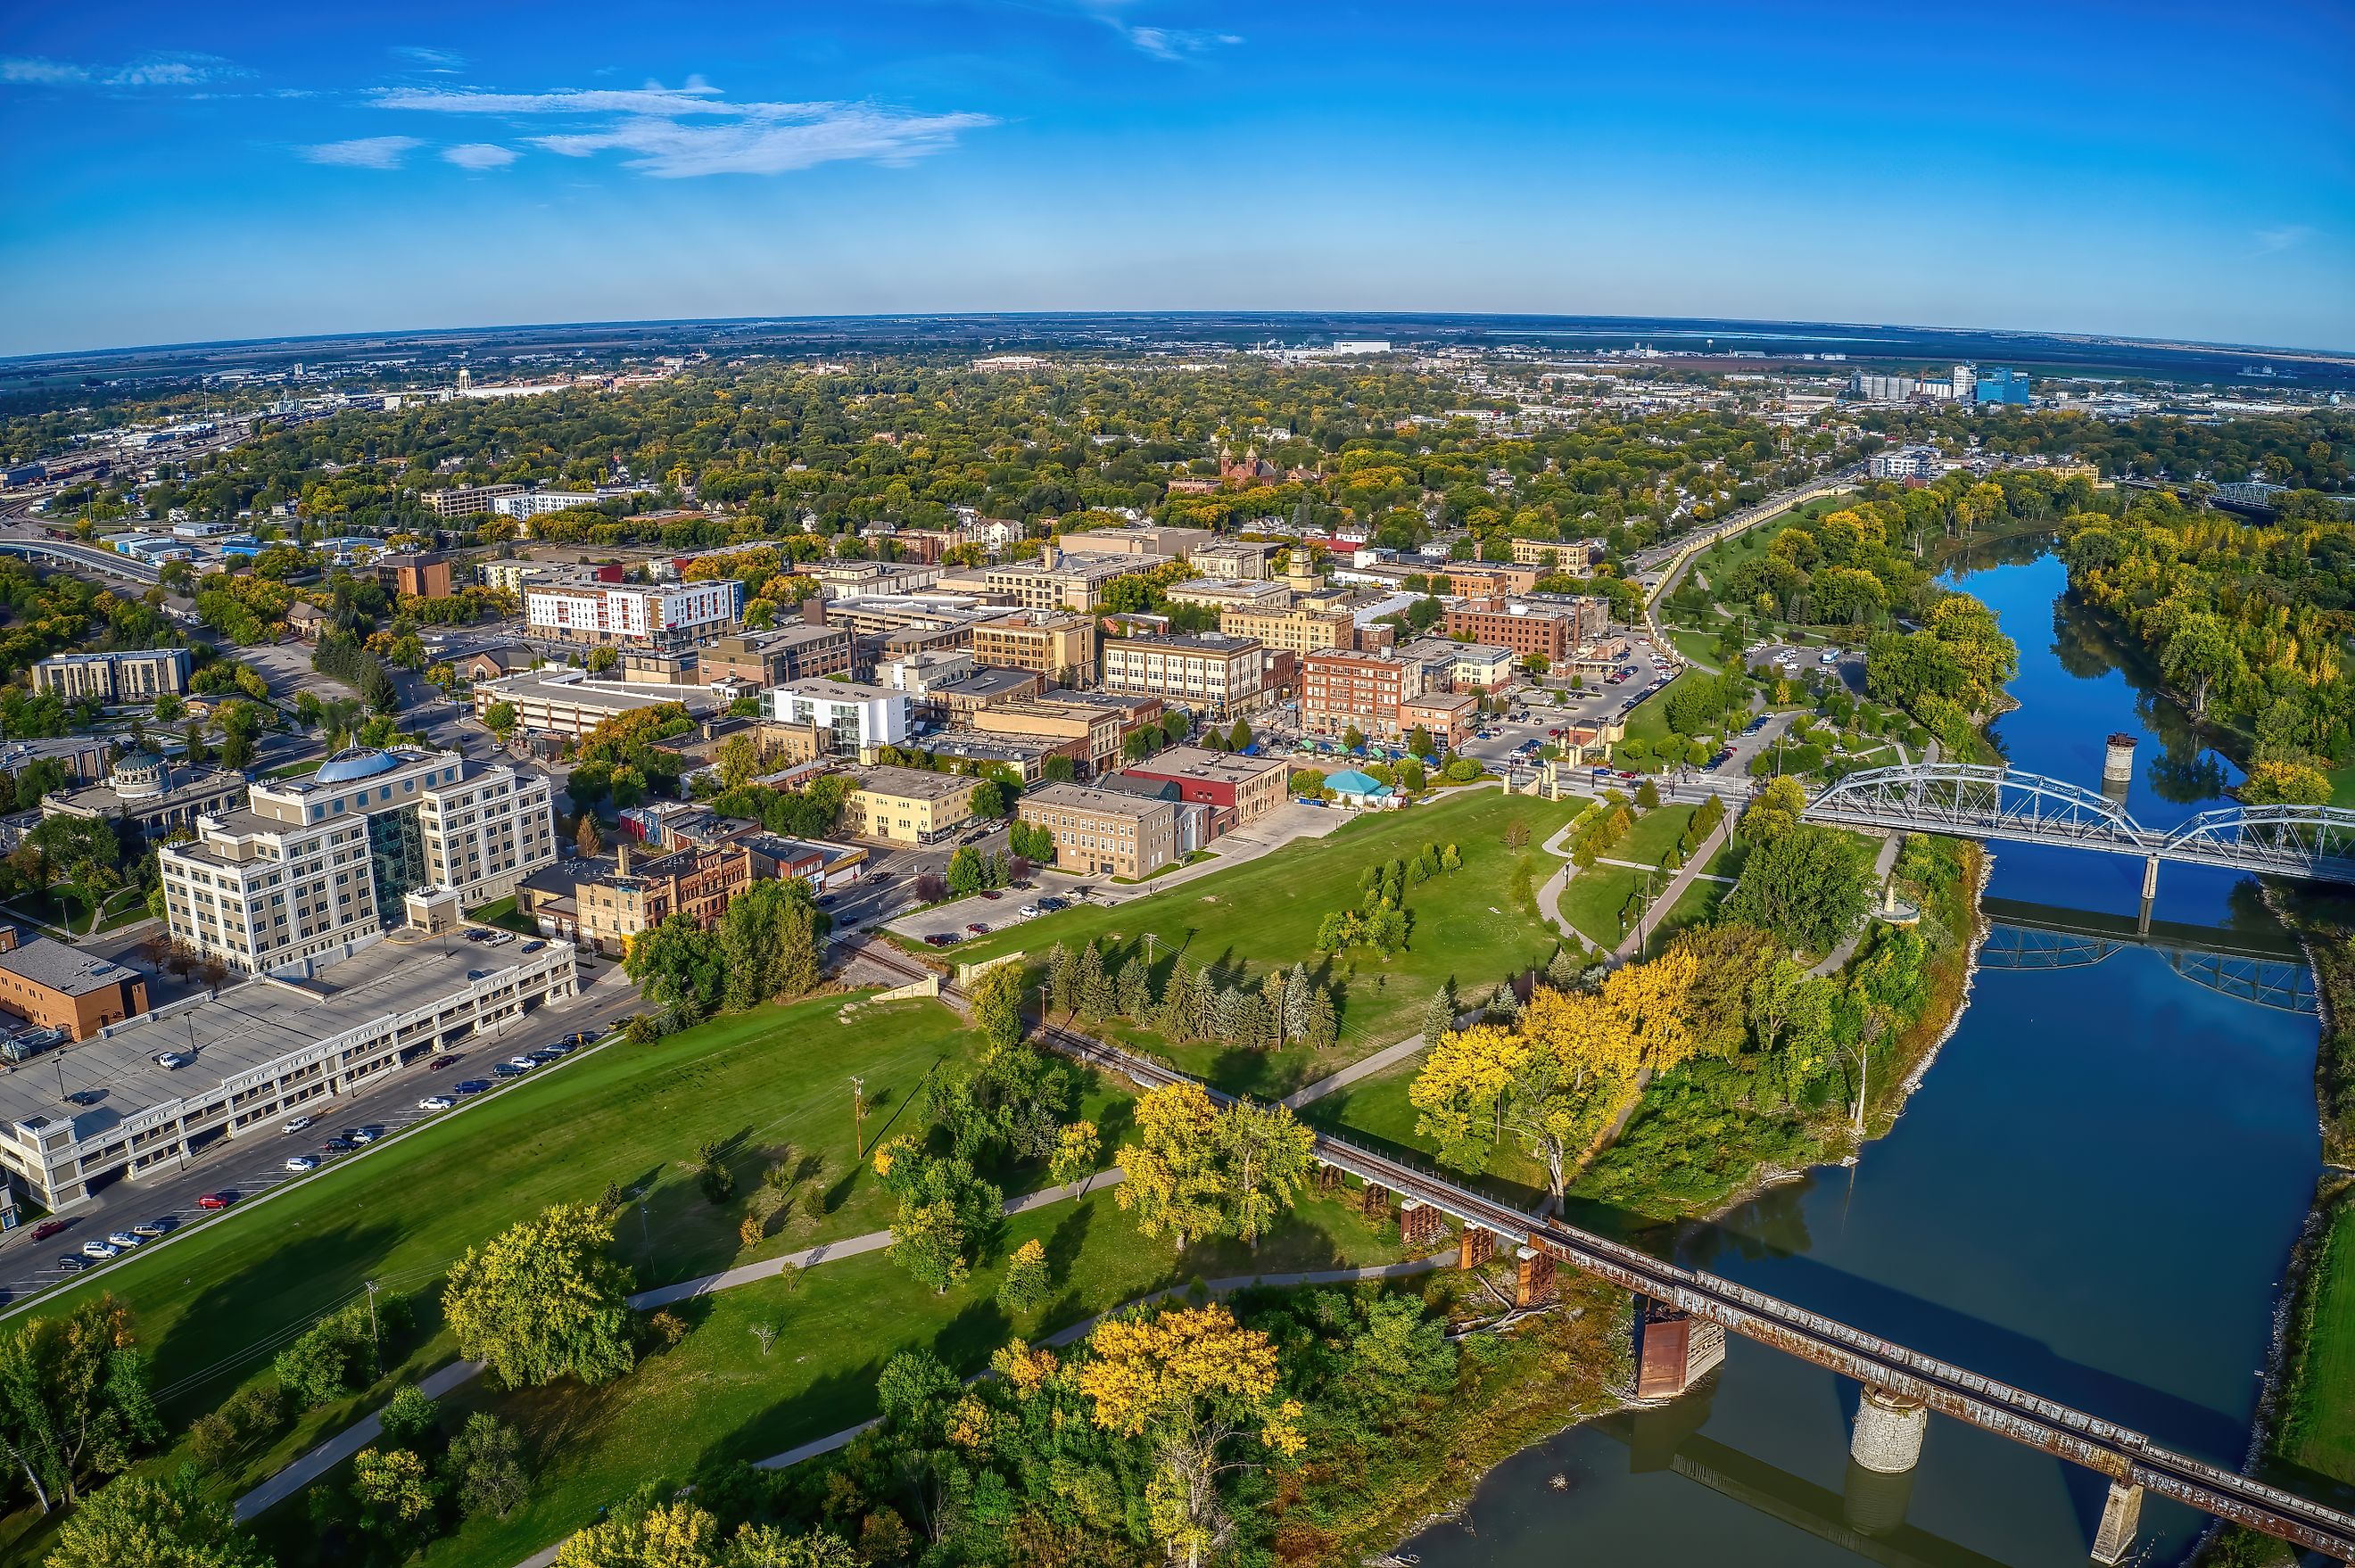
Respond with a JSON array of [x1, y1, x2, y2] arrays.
[[234, 1357, 489, 1521], [1280, 1036, 1429, 1109], [1811, 831, 1907, 978], [1612, 815, 1730, 962]]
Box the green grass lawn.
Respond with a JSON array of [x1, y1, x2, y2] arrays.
[[2284, 1194, 2355, 1487], [1653, 872, 1729, 947], [1615, 803, 1698, 866], [463, 895, 539, 936], [1556, 863, 1656, 951], [250, 1185, 1409, 1568], [1300, 1056, 1552, 1214], [1664, 627, 1723, 669], [938, 791, 1582, 1098], [2328, 762, 2355, 808], [0, 993, 993, 1544]]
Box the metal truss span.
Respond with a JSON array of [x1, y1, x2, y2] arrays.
[[1805, 763, 2355, 885]]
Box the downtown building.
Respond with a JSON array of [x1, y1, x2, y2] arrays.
[[522, 577, 743, 651], [159, 747, 558, 976]]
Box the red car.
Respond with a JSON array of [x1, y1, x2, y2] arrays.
[[31, 1219, 68, 1241], [195, 1193, 234, 1210], [966, 922, 988, 935], [977, 890, 1002, 901]]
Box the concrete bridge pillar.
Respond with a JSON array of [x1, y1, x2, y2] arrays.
[[1635, 1303, 1724, 1398], [2088, 1481, 2143, 1565], [2138, 854, 2160, 937], [1849, 1387, 1929, 1474]]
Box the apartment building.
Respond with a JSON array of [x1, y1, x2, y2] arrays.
[[1441, 598, 1606, 663], [523, 578, 743, 650], [1191, 540, 1285, 581], [1119, 747, 1289, 826], [839, 767, 979, 845], [1509, 538, 1599, 574], [29, 648, 189, 704], [1437, 562, 1543, 597], [1051, 525, 1217, 561], [417, 483, 525, 520], [1217, 602, 1357, 655], [1017, 782, 1178, 879], [971, 610, 1099, 684], [477, 559, 554, 594], [1101, 634, 1266, 720], [1166, 578, 1293, 613], [518, 838, 757, 957], [984, 549, 1157, 613], [376, 552, 454, 599], [762, 680, 911, 756], [1301, 648, 1427, 742], [1401, 691, 1479, 749], [158, 747, 558, 975], [700, 623, 855, 686]]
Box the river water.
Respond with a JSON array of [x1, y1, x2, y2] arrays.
[[1401, 548, 2326, 1568]]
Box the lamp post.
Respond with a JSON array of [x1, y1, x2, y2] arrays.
[[848, 1075, 866, 1158]]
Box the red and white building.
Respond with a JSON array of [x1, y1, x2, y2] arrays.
[[523, 579, 743, 651]]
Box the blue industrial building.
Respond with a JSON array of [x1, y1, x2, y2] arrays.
[[1974, 367, 2033, 406]]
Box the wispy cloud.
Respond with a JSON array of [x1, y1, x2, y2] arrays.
[[2, 52, 245, 88], [302, 136, 422, 169], [374, 77, 993, 178], [442, 142, 518, 170], [392, 46, 465, 70], [1120, 25, 1243, 60], [2252, 225, 2312, 256]]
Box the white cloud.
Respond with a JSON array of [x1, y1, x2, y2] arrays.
[[302, 136, 422, 169], [442, 142, 518, 170], [2253, 226, 2313, 256], [375, 77, 993, 178], [2, 52, 244, 87], [1120, 25, 1243, 60], [392, 46, 465, 70]]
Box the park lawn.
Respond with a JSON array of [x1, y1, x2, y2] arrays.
[[1615, 803, 1699, 866], [938, 791, 1582, 1098], [2328, 762, 2355, 808], [1702, 838, 1750, 880], [0, 994, 988, 1530], [1653, 872, 1730, 947], [462, 895, 539, 935], [251, 1185, 1411, 1568], [1665, 627, 1723, 669], [1557, 862, 1649, 952], [1299, 1055, 1551, 1213], [2283, 1195, 2355, 1486]]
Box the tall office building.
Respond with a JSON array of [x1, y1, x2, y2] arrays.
[[159, 747, 558, 974]]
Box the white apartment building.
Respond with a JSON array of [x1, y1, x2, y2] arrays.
[[491, 489, 600, 518], [763, 679, 912, 755], [1868, 446, 1946, 481], [160, 747, 558, 976], [1100, 635, 1268, 720], [523, 578, 743, 650]]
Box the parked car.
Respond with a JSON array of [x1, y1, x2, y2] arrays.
[[285, 1155, 318, 1172], [454, 1078, 492, 1094], [283, 1115, 314, 1134], [321, 1137, 355, 1153], [925, 932, 959, 947], [131, 1218, 173, 1238], [965, 922, 988, 935], [55, 1255, 87, 1273], [105, 1231, 143, 1250], [977, 889, 1001, 901], [195, 1193, 234, 1210], [507, 1055, 538, 1071], [31, 1219, 69, 1241], [492, 1062, 525, 1078], [351, 1126, 384, 1143], [1019, 904, 1040, 917], [418, 1093, 455, 1111], [429, 1055, 458, 1070], [153, 1052, 190, 1070], [81, 1240, 119, 1259], [540, 1041, 574, 1056]]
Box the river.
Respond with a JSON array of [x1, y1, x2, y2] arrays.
[[1400, 547, 2326, 1568]]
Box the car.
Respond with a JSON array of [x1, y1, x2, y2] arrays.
[[283, 1115, 314, 1134], [541, 1040, 574, 1056], [521, 939, 545, 953], [464, 928, 491, 942], [351, 1125, 384, 1143], [81, 1240, 119, 1259], [492, 1061, 527, 1078], [153, 1051, 190, 1070], [31, 1218, 69, 1241], [429, 1055, 458, 1070], [486, 931, 517, 945], [528, 1048, 564, 1065], [455, 1078, 492, 1094], [321, 1137, 355, 1153], [1617, 771, 1640, 781], [965, 922, 988, 935], [131, 1218, 173, 1238], [926, 931, 961, 947], [285, 1155, 319, 1172], [560, 1031, 596, 1047], [55, 1255, 87, 1273], [1548, 727, 1564, 737], [418, 1093, 455, 1111], [1018, 904, 1040, 917], [467, 970, 490, 980], [977, 889, 1002, 901], [816, 894, 837, 907], [507, 1055, 538, 1071], [105, 1231, 143, 1250], [195, 1193, 234, 1210]]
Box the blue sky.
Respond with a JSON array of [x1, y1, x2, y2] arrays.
[[3, 0, 2351, 355]]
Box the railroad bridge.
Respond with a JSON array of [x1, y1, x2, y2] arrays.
[[1018, 1012, 2355, 1564]]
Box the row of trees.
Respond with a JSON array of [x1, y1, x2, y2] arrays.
[[1045, 939, 1342, 1056], [622, 879, 830, 1024]]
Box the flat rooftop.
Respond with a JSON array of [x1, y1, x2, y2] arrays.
[[0, 937, 543, 1141]]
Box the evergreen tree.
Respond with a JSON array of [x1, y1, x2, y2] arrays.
[[1283, 962, 1312, 1044], [1045, 942, 1076, 1015], [1073, 941, 1107, 1018], [1116, 956, 1152, 1021], [1420, 980, 1457, 1045], [1302, 984, 1338, 1052]]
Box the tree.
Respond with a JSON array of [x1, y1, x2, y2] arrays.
[[1117, 1083, 1227, 1250], [352, 1445, 439, 1540], [377, 1383, 438, 1448], [442, 1411, 528, 1520], [997, 1237, 1051, 1314], [48, 1469, 268, 1568], [483, 701, 517, 742], [624, 914, 725, 1021], [0, 1295, 161, 1510], [555, 1500, 715, 1568], [575, 816, 603, 859], [2160, 609, 2239, 719], [1215, 1101, 1316, 1249], [2242, 760, 2333, 807], [969, 778, 1007, 820], [1724, 825, 1873, 956], [442, 1204, 636, 1390], [1050, 1120, 1101, 1191], [1227, 718, 1252, 752], [876, 1143, 1000, 1294], [945, 846, 986, 897], [1742, 775, 1809, 843], [1070, 1304, 1304, 1568], [1419, 981, 1457, 1046], [718, 879, 826, 1011], [968, 961, 1025, 1051], [717, 734, 760, 790], [1343, 723, 1366, 753]]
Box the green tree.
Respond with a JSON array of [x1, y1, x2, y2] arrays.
[[996, 1237, 1051, 1315], [483, 701, 517, 742], [0, 1296, 161, 1510], [1742, 776, 1809, 843], [718, 879, 826, 1011], [968, 960, 1026, 1051], [945, 845, 985, 896], [47, 1468, 269, 1568], [442, 1411, 529, 1520], [441, 1204, 636, 1390], [351, 1446, 439, 1541], [1215, 1100, 1317, 1250], [623, 914, 725, 1021], [969, 778, 1007, 820], [1724, 824, 1873, 956]]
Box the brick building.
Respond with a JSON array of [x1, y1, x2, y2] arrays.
[[1301, 648, 1426, 742], [1119, 747, 1289, 825], [1101, 635, 1266, 720], [1017, 782, 1178, 879]]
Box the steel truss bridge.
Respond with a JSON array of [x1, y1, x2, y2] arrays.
[[1979, 897, 2318, 1015], [1805, 763, 2355, 887]]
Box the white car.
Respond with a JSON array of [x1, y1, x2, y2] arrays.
[[418, 1093, 455, 1111], [506, 1056, 538, 1072], [283, 1115, 314, 1134], [285, 1154, 319, 1172], [105, 1231, 144, 1249], [1019, 904, 1040, 917], [80, 1240, 120, 1259]]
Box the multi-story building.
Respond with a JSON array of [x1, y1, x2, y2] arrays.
[[1868, 445, 1946, 480], [488, 488, 599, 518], [472, 670, 713, 740], [376, 552, 454, 599], [971, 610, 1099, 685], [44, 751, 246, 841], [1119, 747, 1289, 826], [29, 648, 189, 704], [700, 623, 855, 686], [1101, 634, 1266, 719], [971, 702, 1124, 777], [1441, 598, 1604, 664], [1190, 541, 1285, 581], [1051, 525, 1218, 562], [1974, 367, 2033, 406], [1401, 691, 1479, 749], [1508, 538, 1599, 573], [158, 747, 558, 975], [840, 766, 979, 845], [1166, 577, 1293, 613], [477, 559, 554, 594], [1217, 602, 1357, 655], [518, 837, 758, 957], [523, 578, 743, 650], [1447, 643, 1516, 691], [1436, 561, 1543, 598], [0, 937, 148, 1042], [1301, 648, 1426, 742], [985, 549, 1158, 613], [1016, 782, 1178, 879], [417, 483, 526, 520], [762, 680, 911, 756]]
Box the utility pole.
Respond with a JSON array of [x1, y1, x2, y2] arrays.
[[364, 1278, 381, 1364], [849, 1076, 866, 1157]]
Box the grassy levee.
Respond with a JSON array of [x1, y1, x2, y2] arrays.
[[0, 993, 985, 1556], [938, 790, 1582, 1099], [2278, 1186, 2355, 1489]]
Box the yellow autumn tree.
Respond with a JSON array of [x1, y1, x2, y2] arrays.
[[1116, 1083, 1227, 1250], [1602, 946, 1701, 1076], [1407, 1023, 1526, 1169], [1073, 1304, 1304, 1568], [1506, 985, 1640, 1196]]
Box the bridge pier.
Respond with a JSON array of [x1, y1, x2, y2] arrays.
[[1635, 1302, 1724, 1398], [1458, 1224, 1496, 1271], [2139, 854, 2160, 937], [1399, 1198, 1445, 1249], [1849, 1387, 1928, 1474], [2089, 1481, 2143, 1565]]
